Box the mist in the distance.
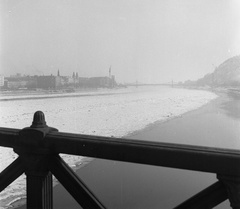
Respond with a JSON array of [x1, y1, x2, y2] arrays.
[[1, 0, 240, 84]]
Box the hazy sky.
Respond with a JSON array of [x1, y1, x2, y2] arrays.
[[1, 0, 240, 83]]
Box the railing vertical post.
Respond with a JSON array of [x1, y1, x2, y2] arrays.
[[15, 111, 58, 209], [26, 171, 53, 209], [218, 174, 240, 209]]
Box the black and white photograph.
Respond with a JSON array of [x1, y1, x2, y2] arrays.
[[0, 0, 240, 208]]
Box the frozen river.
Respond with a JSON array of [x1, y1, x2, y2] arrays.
[[0, 86, 217, 208]]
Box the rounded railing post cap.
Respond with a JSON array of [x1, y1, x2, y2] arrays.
[[31, 111, 48, 128]]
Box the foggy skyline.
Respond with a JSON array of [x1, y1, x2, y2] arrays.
[[1, 0, 240, 83]]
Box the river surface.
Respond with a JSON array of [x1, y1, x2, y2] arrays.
[[50, 90, 240, 209], [1, 86, 236, 208]]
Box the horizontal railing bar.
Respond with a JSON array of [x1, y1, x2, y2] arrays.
[[2, 127, 240, 155], [48, 132, 240, 154], [45, 132, 240, 176], [1, 128, 240, 176], [0, 128, 19, 148]]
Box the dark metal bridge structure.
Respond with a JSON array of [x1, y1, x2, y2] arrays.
[[0, 111, 240, 209]]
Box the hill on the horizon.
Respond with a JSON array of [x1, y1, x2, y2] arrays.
[[184, 55, 240, 87]]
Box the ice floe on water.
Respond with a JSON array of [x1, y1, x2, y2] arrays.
[[0, 86, 217, 208]]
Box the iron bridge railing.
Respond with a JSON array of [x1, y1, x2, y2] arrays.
[[0, 111, 240, 209]]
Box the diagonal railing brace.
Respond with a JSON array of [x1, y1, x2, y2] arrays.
[[0, 157, 25, 192], [174, 181, 228, 209], [49, 155, 106, 209]]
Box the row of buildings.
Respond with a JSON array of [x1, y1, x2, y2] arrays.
[[0, 71, 117, 90]]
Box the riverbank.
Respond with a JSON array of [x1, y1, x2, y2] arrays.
[[0, 88, 128, 101], [14, 91, 239, 209]]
